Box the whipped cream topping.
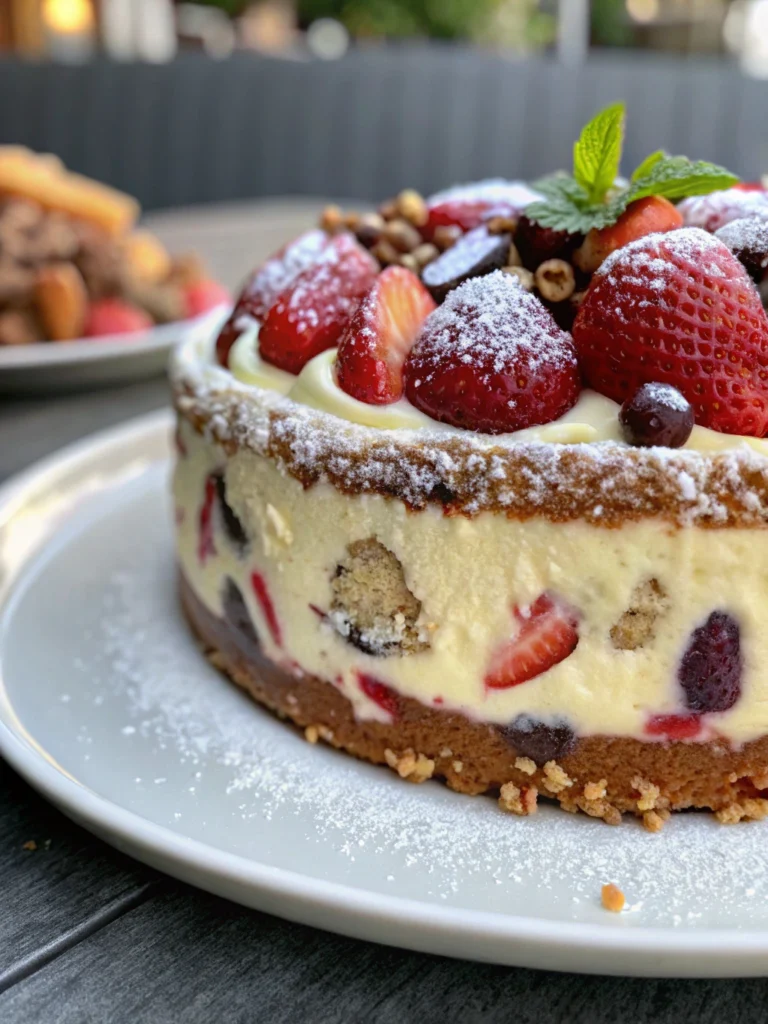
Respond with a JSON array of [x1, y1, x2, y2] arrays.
[[215, 315, 768, 456]]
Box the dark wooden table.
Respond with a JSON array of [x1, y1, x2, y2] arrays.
[[0, 201, 763, 1023]]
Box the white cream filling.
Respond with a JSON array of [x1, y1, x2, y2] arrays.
[[175, 422, 768, 745]]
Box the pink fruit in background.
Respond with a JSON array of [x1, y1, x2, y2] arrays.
[[83, 299, 152, 337], [184, 279, 231, 318]]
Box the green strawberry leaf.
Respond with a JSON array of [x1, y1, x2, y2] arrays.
[[629, 156, 739, 201], [572, 102, 625, 204]]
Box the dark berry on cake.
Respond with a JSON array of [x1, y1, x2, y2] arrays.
[[619, 383, 694, 449], [421, 225, 511, 302], [610, 578, 669, 651], [514, 214, 579, 270], [336, 266, 435, 404], [213, 472, 249, 552], [678, 611, 742, 714], [485, 592, 579, 689], [573, 230, 768, 436], [714, 217, 768, 282], [404, 271, 580, 434], [498, 715, 577, 764], [221, 577, 261, 657], [329, 538, 429, 657]]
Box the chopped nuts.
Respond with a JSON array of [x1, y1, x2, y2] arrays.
[[642, 810, 668, 833], [412, 242, 440, 268], [542, 761, 573, 794], [514, 756, 537, 776], [371, 238, 402, 266], [319, 204, 344, 233], [452, 760, 464, 774], [396, 189, 428, 227], [583, 779, 607, 801], [486, 214, 518, 235], [499, 781, 538, 816], [632, 775, 661, 813], [355, 212, 385, 248], [304, 725, 319, 744], [601, 883, 625, 913], [715, 798, 768, 824], [432, 224, 462, 250], [379, 198, 399, 221], [502, 265, 535, 291], [507, 241, 522, 266], [35, 262, 87, 341], [384, 748, 435, 783], [398, 253, 420, 273], [534, 258, 576, 302], [383, 218, 423, 253]]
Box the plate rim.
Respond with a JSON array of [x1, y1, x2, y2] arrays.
[[1, 409, 767, 977], [0, 305, 229, 370]]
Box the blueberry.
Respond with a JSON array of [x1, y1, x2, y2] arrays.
[[213, 473, 248, 551], [498, 715, 577, 764], [678, 610, 742, 713], [221, 578, 260, 656], [619, 382, 694, 449]]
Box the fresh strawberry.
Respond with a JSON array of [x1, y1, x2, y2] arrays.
[[485, 593, 579, 690], [573, 228, 768, 436], [357, 672, 400, 718], [678, 187, 768, 233], [83, 298, 152, 337], [251, 571, 282, 647], [404, 270, 580, 433], [425, 181, 541, 240], [644, 714, 702, 741], [259, 233, 378, 375], [336, 266, 436, 404], [573, 196, 682, 273], [734, 182, 766, 192], [184, 279, 230, 319], [215, 229, 330, 367]]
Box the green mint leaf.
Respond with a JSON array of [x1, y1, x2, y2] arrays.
[[525, 179, 629, 235], [630, 149, 665, 183], [629, 156, 739, 201], [572, 102, 625, 204]]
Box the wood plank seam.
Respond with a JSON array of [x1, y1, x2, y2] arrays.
[[0, 880, 161, 995]]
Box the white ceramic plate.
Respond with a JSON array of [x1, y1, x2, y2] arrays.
[[0, 306, 228, 394], [1, 411, 768, 978]]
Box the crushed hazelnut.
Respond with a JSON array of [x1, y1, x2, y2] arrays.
[[502, 265, 535, 291], [395, 189, 428, 227], [412, 242, 440, 268], [534, 258, 576, 302], [751, 770, 768, 790], [398, 253, 420, 273], [384, 748, 435, 783], [304, 725, 319, 745], [542, 761, 573, 794], [601, 883, 625, 913], [320, 204, 344, 233], [631, 776, 660, 812], [432, 224, 462, 250], [642, 810, 668, 833], [371, 238, 401, 266], [383, 218, 422, 253], [514, 756, 537, 776], [583, 779, 607, 801], [499, 781, 538, 816], [715, 798, 768, 824], [439, 747, 453, 758], [486, 215, 518, 235], [452, 760, 463, 774]]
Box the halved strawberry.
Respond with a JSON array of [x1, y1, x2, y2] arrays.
[[424, 181, 542, 240], [573, 196, 683, 273], [336, 266, 436, 404], [214, 229, 330, 367], [485, 592, 579, 690], [573, 228, 768, 436], [259, 233, 378, 375]]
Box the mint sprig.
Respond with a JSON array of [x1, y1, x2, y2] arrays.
[[526, 103, 739, 235]]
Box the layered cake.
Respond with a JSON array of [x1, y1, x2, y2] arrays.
[[172, 105, 768, 829]]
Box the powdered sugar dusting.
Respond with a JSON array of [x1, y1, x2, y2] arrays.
[[428, 179, 543, 210], [89, 553, 768, 927], [598, 227, 727, 286], [642, 382, 692, 413], [679, 188, 768, 233], [716, 216, 768, 260], [243, 229, 330, 319], [412, 270, 576, 378]]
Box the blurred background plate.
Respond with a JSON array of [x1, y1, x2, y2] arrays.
[[0, 306, 226, 394]]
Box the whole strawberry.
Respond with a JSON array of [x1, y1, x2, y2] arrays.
[[573, 228, 768, 436], [404, 271, 580, 434]]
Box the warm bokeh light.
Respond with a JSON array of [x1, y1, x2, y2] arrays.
[[42, 0, 94, 35], [626, 0, 660, 24]]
